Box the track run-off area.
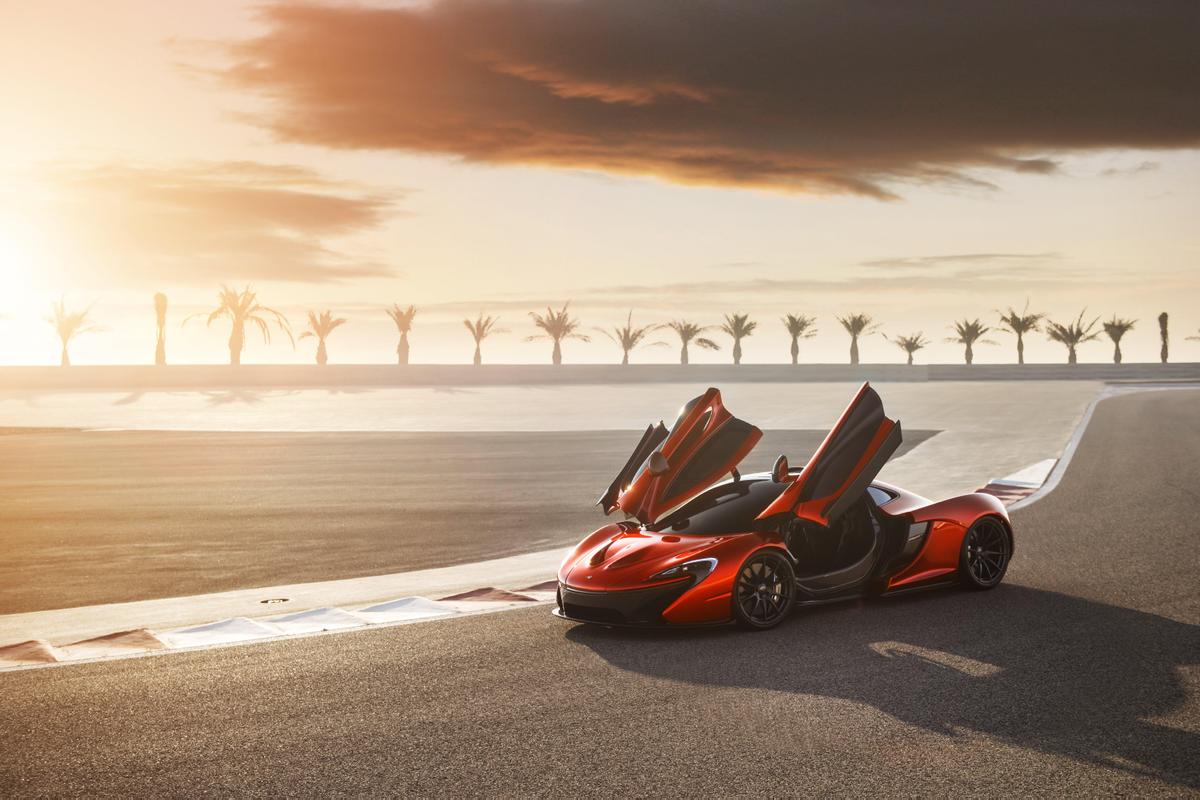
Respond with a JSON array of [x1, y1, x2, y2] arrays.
[[0, 386, 1197, 796]]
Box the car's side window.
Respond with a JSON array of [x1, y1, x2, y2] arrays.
[[867, 486, 894, 506]]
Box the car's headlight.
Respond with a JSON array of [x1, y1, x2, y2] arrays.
[[649, 557, 718, 583]]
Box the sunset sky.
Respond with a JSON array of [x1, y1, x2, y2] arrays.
[[1, 0, 1198, 365]]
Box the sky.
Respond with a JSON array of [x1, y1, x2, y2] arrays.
[[0, 0, 1197, 366]]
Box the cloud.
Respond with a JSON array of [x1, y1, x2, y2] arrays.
[[1100, 160, 1160, 177], [420, 265, 1102, 314], [224, 1, 1200, 199], [39, 161, 402, 285], [859, 253, 1062, 271]]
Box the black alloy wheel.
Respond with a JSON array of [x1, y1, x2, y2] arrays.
[[960, 517, 1011, 589], [733, 550, 796, 630]]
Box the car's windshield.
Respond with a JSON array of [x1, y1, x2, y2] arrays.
[[649, 478, 783, 536]]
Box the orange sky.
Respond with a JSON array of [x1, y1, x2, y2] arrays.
[[1, 1, 1198, 366]]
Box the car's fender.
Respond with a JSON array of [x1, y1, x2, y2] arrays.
[[661, 536, 789, 625]]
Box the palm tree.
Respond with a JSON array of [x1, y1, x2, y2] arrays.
[[598, 311, 664, 365], [1045, 310, 1101, 365], [386, 304, 417, 365], [1102, 316, 1136, 364], [1159, 312, 1169, 363], [527, 304, 589, 365], [666, 320, 720, 365], [463, 313, 505, 365], [996, 301, 1045, 365], [186, 285, 292, 366], [837, 313, 879, 365], [299, 310, 347, 365], [781, 314, 817, 365], [47, 299, 100, 367], [154, 293, 168, 366], [887, 332, 929, 365], [947, 318, 996, 365], [720, 313, 757, 365]]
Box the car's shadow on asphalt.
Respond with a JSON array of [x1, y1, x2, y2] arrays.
[[565, 584, 1200, 790]]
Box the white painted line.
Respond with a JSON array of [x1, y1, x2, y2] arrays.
[[0, 596, 552, 673], [989, 458, 1058, 489], [1008, 382, 1199, 511]]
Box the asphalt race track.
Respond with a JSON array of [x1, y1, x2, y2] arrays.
[[0, 428, 935, 613], [1, 389, 1197, 797]]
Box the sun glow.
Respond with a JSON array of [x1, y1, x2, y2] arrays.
[[0, 224, 42, 314], [0, 221, 53, 365], [0, 219, 51, 316]]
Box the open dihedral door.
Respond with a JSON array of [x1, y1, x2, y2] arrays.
[[597, 421, 669, 516], [599, 388, 762, 525], [757, 382, 901, 528]]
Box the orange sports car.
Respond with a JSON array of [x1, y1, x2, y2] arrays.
[[555, 383, 1013, 630]]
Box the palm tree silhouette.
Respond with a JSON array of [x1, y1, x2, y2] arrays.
[[782, 314, 817, 365], [837, 313, 879, 365], [598, 311, 664, 365], [666, 320, 720, 365], [186, 285, 292, 366], [996, 301, 1045, 365], [47, 299, 100, 367], [386, 304, 417, 365], [1045, 310, 1101, 365], [1158, 312, 1169, 364], [720, 313, 757, 365], [527, 304, 589, 365], [299, 309, 347, 365], [886, 332, 929, 365], [464, 313, 505, 365], [1102, 316, 1136, 364], [154, 293, 168, 366], [947, 318, 996, 365]]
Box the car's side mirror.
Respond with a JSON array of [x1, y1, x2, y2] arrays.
[[648, 451, 670, 476], [772, 454, 789, 482]]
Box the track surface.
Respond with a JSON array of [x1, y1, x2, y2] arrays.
[[0, 428, 935, 613], [2, 390, 1198, 796]]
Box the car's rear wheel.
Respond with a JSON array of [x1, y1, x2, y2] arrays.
[[733, 550, 795, 630], [959, 517, 1011, 589]]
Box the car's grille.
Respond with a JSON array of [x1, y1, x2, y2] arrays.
[[561, 603, 626, 625], [558, 580, 693, 626]]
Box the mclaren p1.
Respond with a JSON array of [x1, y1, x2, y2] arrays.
[[554, 383, 1013, 630]]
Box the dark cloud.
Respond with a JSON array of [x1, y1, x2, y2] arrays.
[[224, 1, 1200, 198], [45, 161, 401, 284]]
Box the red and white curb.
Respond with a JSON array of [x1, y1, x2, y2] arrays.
[[976, 458, 1058, 506], [0, 583, 557, 672]]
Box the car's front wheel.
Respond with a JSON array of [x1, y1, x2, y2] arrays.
[[732, 550, 796, 630], [959, 517, 1011, 590]]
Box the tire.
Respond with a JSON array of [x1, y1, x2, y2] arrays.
[[732, 550, 796, 630], [959, 517, 1011, 590]]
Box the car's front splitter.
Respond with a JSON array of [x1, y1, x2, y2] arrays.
[[555, 580, 696, 627]]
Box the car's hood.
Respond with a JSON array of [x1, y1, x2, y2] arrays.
[[560, 527, 733, 591]]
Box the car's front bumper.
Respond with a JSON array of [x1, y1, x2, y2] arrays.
[[554, 580, 694, 627]]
